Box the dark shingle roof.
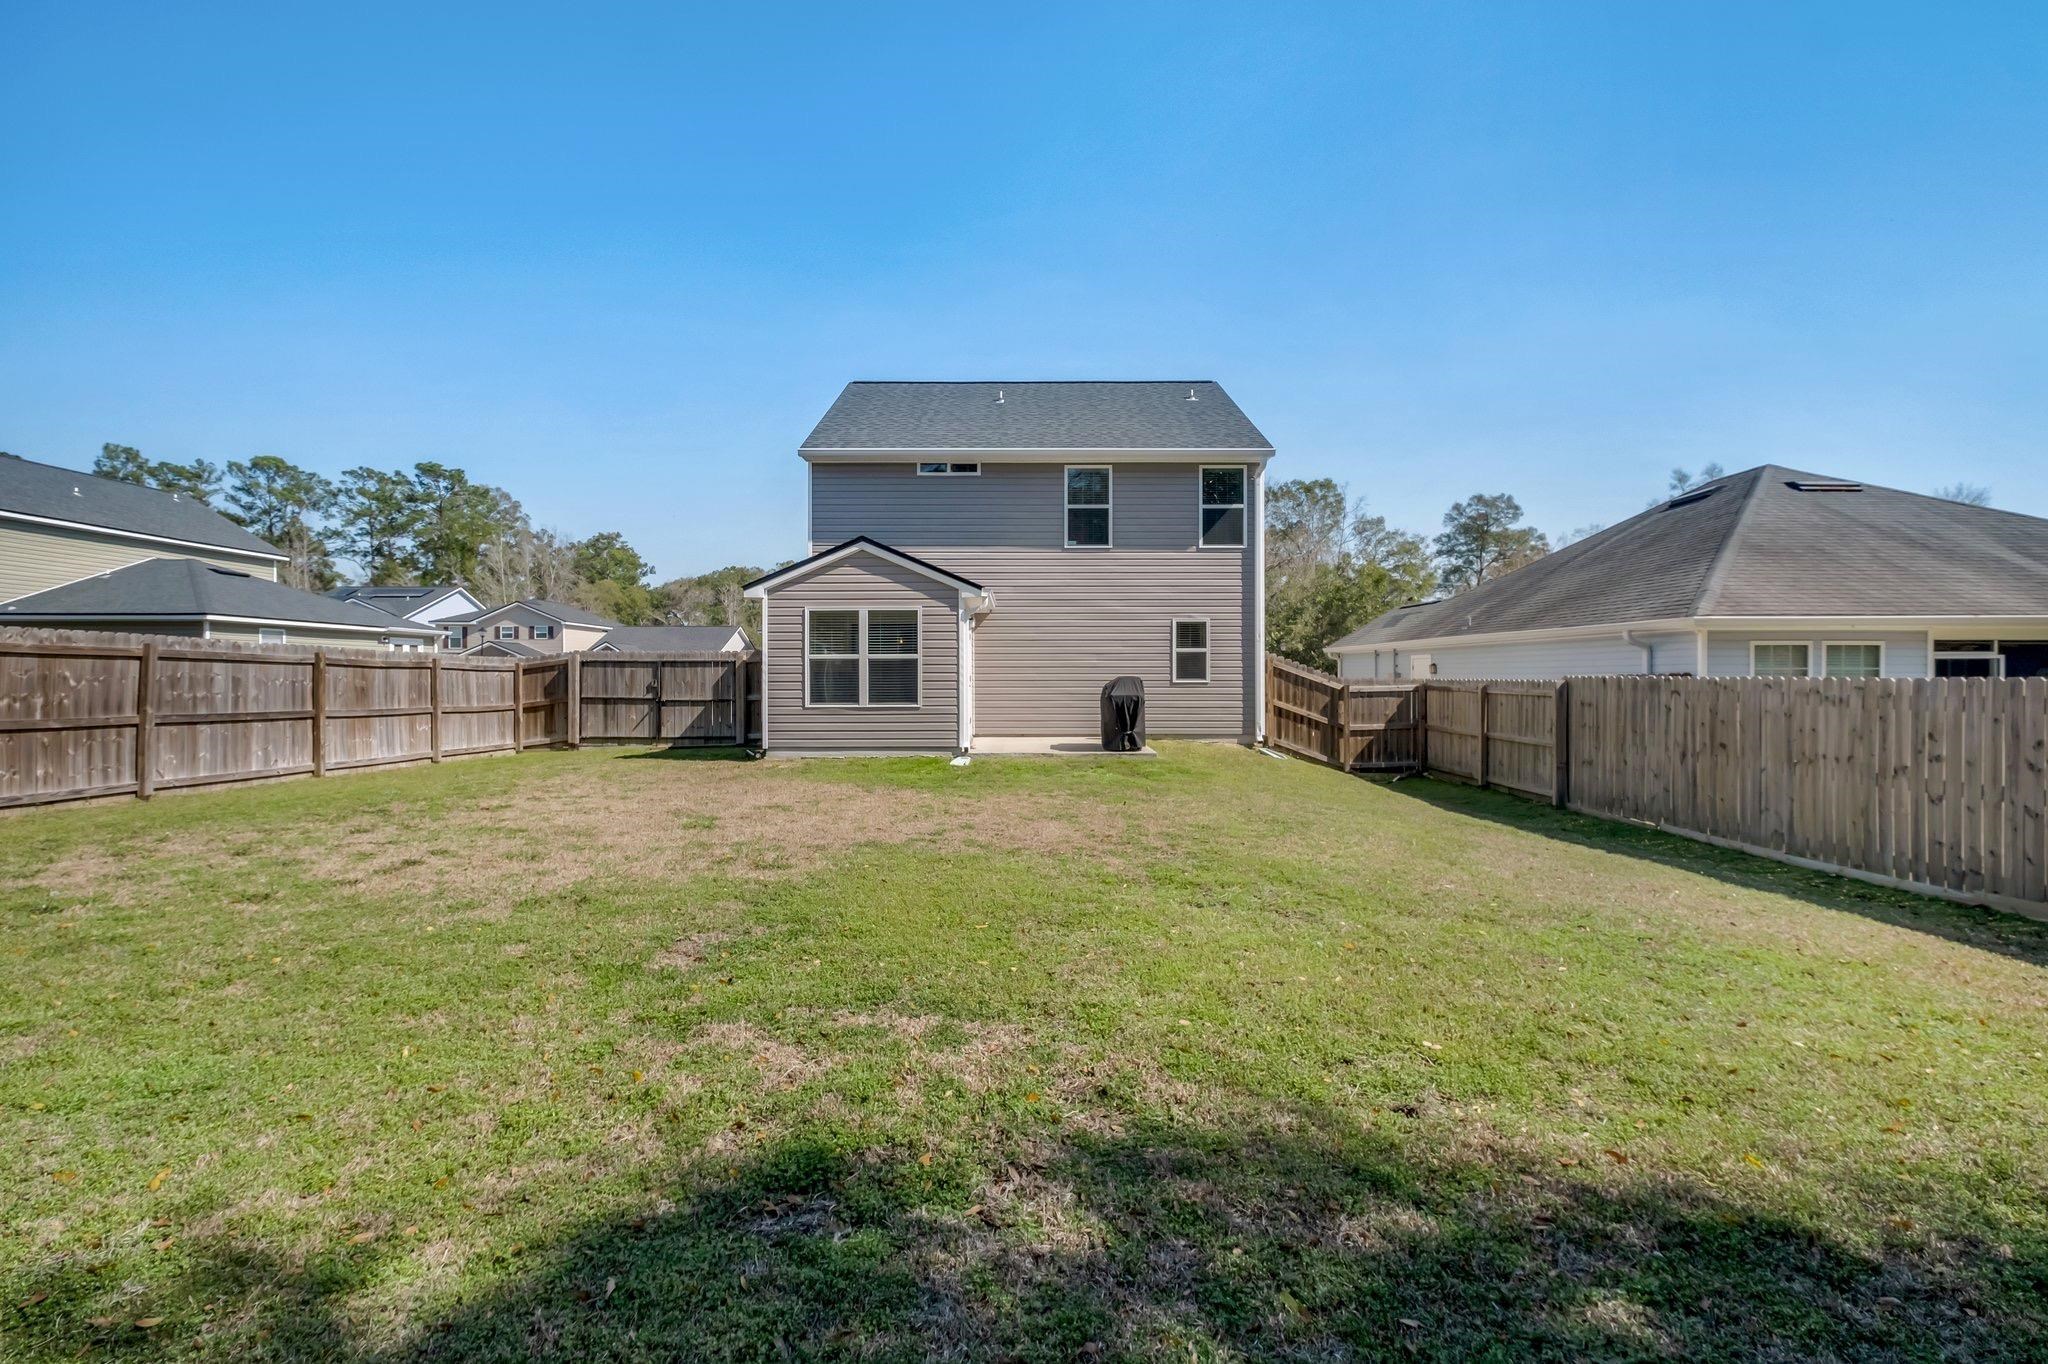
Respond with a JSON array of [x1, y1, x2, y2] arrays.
[[0, 557, 441, 633], [0, 453, 282, 558], [327, 584, 461, 612], [465, 638, 544, 658], [438, 598, 623, 628], [1333, 466, 2048, 648], [593, 625, 752, 651], [800, 381, 1272, 452]]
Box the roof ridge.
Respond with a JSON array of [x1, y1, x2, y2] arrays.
[[1690, 467, 1775, 615]]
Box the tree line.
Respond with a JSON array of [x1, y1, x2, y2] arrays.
[[92, 445, 765, 632]]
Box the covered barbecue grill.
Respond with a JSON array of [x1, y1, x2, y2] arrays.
[[1100, 675, 1145, 752]]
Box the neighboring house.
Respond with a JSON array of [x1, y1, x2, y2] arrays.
[[743, 380, 1272, 755], [0, 452, 438, 648], [327, 583, 485, 648], [465, 637, 545, 659], [1328, 465, 2048, 681], [0, 451, 285, 600], [590, 624, 753, 652], [0, 557, 444, 648], [444, 598, 623, 654]]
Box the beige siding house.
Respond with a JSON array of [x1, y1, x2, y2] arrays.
[[446, 599, 623, 655], [0, 453, 440, 648], [746, 381, 1272, 756], [1330, 466, 2048, 682]]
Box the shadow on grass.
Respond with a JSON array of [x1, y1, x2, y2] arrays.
[[1382, 776, 2048, 971], [618, 744, 758, 763], [21, 1111, 2044, 1362]]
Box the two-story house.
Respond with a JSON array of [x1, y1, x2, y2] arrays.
[[743, 381, 1271, 755], [0, 453, 441, 648], [445, 598, 624, 656]]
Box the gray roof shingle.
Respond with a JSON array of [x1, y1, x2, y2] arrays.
[[1333, 466, 2048, 648], [439, 598, 623, 628], [800, 381, 1272, 452], [0, 453, 282, 558], [593, 625, 752, 651], [0, 557, 442, 633]]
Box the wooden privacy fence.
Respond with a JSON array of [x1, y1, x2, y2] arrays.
[[1265, 658, 2048, 917], [0, 629, 760, 810]]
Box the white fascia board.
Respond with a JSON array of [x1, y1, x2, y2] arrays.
[[0, 612, 440, 636], [0, 508, 288, 563], [743, 540, 986, 600], [1326, 617, 1698, 654], [1327, 613, 2048, 655], [801, 447, 1275, 465]]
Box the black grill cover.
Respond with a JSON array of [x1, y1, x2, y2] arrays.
[[1101, 676, 1145, 752]]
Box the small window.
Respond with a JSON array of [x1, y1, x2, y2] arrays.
[[915, 461, 981, 476], [807, 608, 919, 707], [1824, 642, 1883, 679], [445, 629, 464, 649], [532, 624, 554, 640], [1751, 642, 1810, 678], [1066, 466, 1111, 548], [496, 624, 518, 640], [257, 627, 287, 645], [1199, 467, 1246, 547], [1172, 618, 1210, 683]]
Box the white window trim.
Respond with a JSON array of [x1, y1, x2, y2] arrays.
[[915, 461, 981, 476], [1749, 640, 1813, 678], [1198, 465, 1247, 549], [804, 606, 922, 709], [1933, 640, 2007, 677], [495, 623, 519, 640], [1823, 640, 1885, 679], [1171, 616, 1211, 685], [1064, 465, 1113, 549], [532, 624, 555, 640], [257, 627, 287, 645]]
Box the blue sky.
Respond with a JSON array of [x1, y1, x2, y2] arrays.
[[3, 2, 2043, 578]]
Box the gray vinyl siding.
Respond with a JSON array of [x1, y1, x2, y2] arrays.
[[0, 521, 279, 604], [810, 462, 1250, 738], [762, 554, 960, 753], [205, 623, 424, 649], [1706, 630, 1930, 678]]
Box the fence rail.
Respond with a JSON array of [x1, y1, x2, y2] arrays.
[[1266, 657, 2048, 918], [0, 629, 760, 810]]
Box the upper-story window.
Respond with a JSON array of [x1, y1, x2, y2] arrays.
[[533, 624, 555, 640], [445, 629, 464, 649], [1200, 467, 1246, 547], [1066, 466, 1111, 548], [916, 461, 980, 476], [496, 624, 519, 641]]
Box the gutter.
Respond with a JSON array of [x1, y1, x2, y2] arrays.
[[1621, 629, 1654, 670]]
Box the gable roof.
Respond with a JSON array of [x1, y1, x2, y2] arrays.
[[591, 625, 752, 652], [439, 597, 623, 628], [800, 381, 1272, 453], [465, 638, 545, 658], [1332, 466, 2048, 649], [0, 453, 284, 560], [326, 584, 473, 618], [0, 557, 442, 634], [743, 537, 986, 598]]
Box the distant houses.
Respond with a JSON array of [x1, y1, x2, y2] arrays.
[[442, 599, 624, 656]]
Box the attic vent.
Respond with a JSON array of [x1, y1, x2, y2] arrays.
[[994, 389, 1004, 403], [1787, 480, 1862, 492], [1186, 388, 1199, 401], [204, 566, 253, 579], [71, 486, 82, 496], [1666, 487, 1718, 508]]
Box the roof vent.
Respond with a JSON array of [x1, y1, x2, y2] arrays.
[[1787, 479, 1862, 492], [1186, 387, 1199, 401], [71, 486, 82, 496], [1666, 487, 1717, 508], [204, 566, 253, 579], [994, 389, 1004, 404]]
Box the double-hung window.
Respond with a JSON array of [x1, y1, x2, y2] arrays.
[[1751, 642, 1810, 677], [1172, 619, 1210, 683], [1824, 642, 1883, 678], [533, 624, 555, 641], [496, 624, 519, 641], [807, 608, 920, 707], [1199, 466, 1246, 547], [1066, 466, 1111, 547]]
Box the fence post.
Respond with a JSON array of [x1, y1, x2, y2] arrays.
[[1326, 679, 1344, 768], [730, 655, 744, 746], [650, 661, 664, 742], [1553, 679, 1570, 807], [1415, 683, 1429, 775], [429, 655, 444, 763], [134, 642, 157, 800], [311, 651, 327, 777], [1476, 683, 1490, 789], [567, 654, 582, 748], [511, 661, 526, 754]]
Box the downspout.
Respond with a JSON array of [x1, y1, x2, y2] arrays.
[[1621, 629, 1653, 673]]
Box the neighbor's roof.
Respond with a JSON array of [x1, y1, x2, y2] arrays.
[[439, 597, 622, 628], [326, 583, 467, 615], [800, 381, 1272, 452], [1332, 466, 2048, 649], [0, 453, 283, 559], [0, 557, 441, 633], [592, 625, 752, 651], [465, 638, 544, 658]]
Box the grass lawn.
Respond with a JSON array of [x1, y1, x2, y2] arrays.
[[3, 742, 2045, 1362]]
